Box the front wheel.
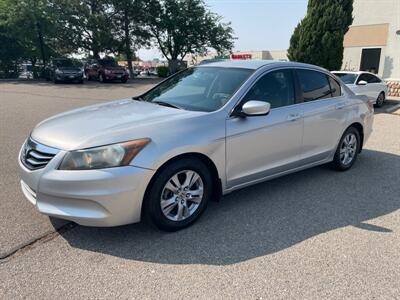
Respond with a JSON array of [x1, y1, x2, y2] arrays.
[[375, 92, 385, 108], [144, 158, 213, 231], [332, 127, 360, 171]]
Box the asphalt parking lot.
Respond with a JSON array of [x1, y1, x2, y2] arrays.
[[1, 80, 399, 299]]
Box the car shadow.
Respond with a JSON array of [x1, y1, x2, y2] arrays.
[[56, 149, 400, 266]]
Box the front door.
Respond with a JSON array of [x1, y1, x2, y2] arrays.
[[226, 69, 303, 189]]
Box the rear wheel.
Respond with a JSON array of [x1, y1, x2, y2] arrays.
[[332, 127, 360, 171], [144, 158, 212, 231], [375, 92, 385, 107]]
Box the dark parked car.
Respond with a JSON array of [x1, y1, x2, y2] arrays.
[[45, 58, 84, 83], [85, 59, 129, 83]]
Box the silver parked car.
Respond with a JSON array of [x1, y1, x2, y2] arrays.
[[19, 61, 374, 231], [332, 71, 388, 107]]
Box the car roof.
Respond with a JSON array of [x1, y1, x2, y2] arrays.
[[196, 60, 328, 72], [332, 71, 362, 75]]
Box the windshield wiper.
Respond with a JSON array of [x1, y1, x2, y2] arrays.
[[132, 96, 144, 101], [152, 101, 183, 110]]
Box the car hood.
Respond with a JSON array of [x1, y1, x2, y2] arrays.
[[31, 99, 205, 150]]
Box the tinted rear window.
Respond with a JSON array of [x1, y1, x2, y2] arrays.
[[297, 69, 331, 102]]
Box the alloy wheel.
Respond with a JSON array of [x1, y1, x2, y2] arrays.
[[376, 93, 384, 106], [160, 170, 204, 221], [340, 133, 357, 165]]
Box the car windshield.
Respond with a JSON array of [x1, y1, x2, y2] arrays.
[[100, 60, 118, 67], [141, 67, 253, 112], [333, 73, 357, 84], [55, 60, 75, 68]]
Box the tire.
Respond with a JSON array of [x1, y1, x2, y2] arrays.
[[143, 158, 213, 231], [121, 78, 127, 83], [375, 92, 385, 108], [332, 127, 360, 171], [78, 79, 84, 84]]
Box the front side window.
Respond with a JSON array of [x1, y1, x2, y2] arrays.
[[243, 69, 295, 109], [357, 73, 371, 84], [142, 67, 253, 112], [297, 69, 331, 101]]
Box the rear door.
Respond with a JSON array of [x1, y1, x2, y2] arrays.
[[296, 69, 349, 163]]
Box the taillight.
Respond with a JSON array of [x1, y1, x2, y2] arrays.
[[367, 100, 374, 112]]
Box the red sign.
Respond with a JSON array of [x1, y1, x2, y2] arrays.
[[231, 54, 252, 60]]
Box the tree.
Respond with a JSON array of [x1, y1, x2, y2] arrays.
[[0, 0, 65, 73], [54, 0, 118, 58], [145, 0, 234, 73], [110, 0, 150, 76], [288, 0, 353, 70]]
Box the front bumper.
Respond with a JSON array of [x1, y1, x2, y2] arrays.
[[104, 73, 128, 81], [18, 149, 155, 227], [56, 73, 83, 81]]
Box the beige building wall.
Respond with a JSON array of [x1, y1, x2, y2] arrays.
[[342, 0, 400, 80]]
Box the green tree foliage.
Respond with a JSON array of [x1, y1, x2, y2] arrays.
[[110, 0, 150, 76], [288, 0, 353, 70], [0, 0, 66, 75], [0, 0, 235, 76], [145, 0, 234, 73], [52, 0, 118, 58]]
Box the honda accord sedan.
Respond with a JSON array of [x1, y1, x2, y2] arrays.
[[19, 61, 374, 231]]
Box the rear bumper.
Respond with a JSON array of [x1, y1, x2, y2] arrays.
[[18, 151, 155, 227], [104, 74, 128, 81]]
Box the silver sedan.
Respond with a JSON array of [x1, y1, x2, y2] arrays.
[[19, 61, 374, 231]]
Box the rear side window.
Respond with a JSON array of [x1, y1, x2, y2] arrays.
[[328, 77, 341, 97], [297, 69, 331, 101], [369, 75, 382, 83]]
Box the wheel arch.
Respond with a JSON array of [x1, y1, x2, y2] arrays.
[[141, 152, 223, 220], [348, 122, 364, 153]]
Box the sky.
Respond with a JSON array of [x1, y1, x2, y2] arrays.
[[137, 0, 309, 61]]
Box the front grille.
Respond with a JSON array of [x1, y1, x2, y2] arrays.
[[21, 138, 59, 170]]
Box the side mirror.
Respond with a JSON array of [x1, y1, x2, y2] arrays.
[[241, 101, 271, 116], [358, 80, 367, 86]]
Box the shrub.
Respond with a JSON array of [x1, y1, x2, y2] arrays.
[[157, 66, 169, 78]]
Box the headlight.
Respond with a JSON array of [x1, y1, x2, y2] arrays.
[[59, 138, 151, 170], [104, 69, 112, 75], [55, 69, 63, 74]]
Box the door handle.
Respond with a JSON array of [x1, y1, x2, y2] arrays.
[[335, 102, 346, 110], [287, 113, 301, 121]]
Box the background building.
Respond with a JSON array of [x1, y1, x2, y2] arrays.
[[342, 0, 400, 96], [188, 50, 288, 66]]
